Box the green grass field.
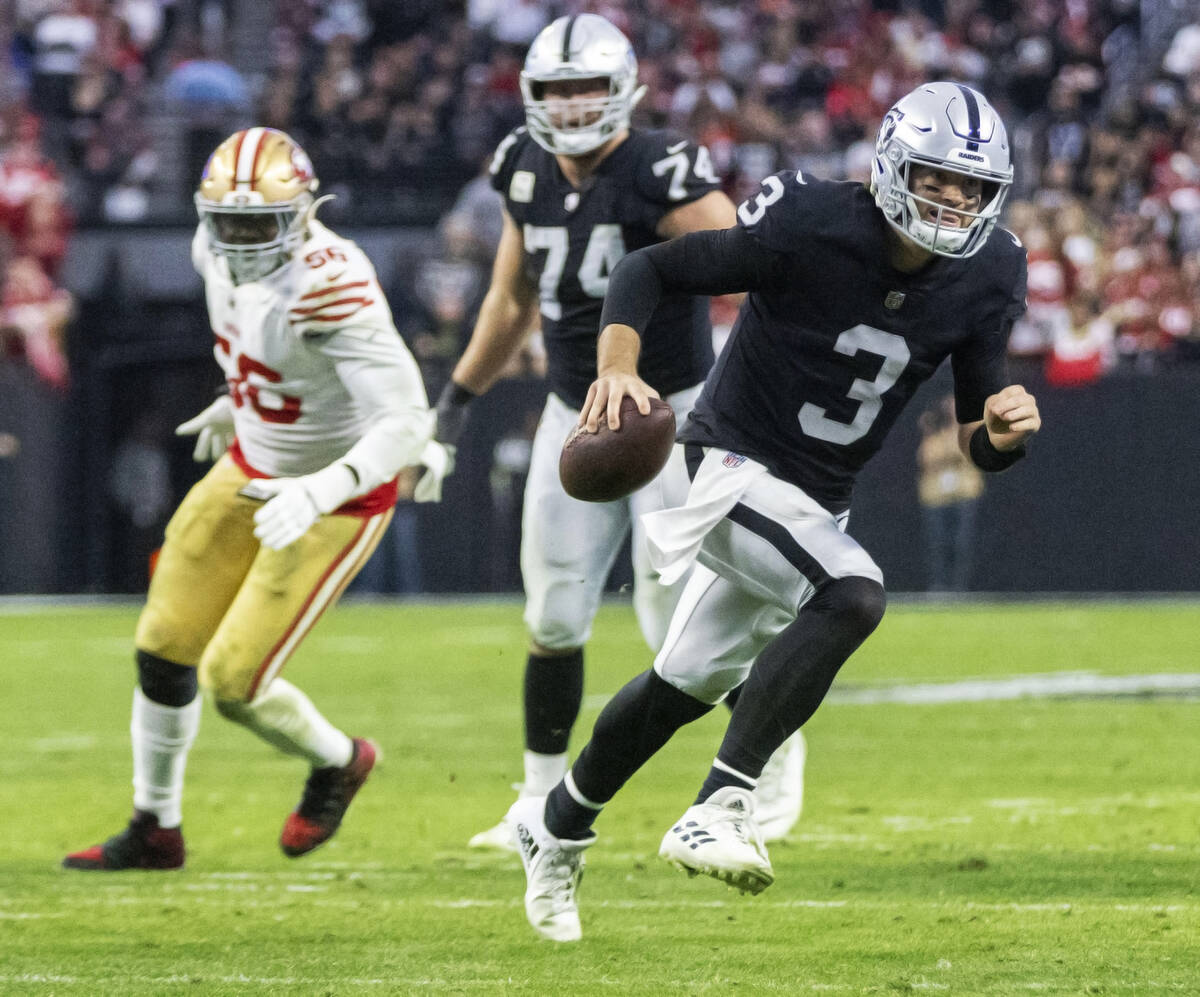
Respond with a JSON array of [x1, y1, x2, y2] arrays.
[[2, 599, 1198, 995]]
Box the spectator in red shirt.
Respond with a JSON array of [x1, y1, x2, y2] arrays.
[[0, 236, 73, 391], [0, 112, 71, 277]]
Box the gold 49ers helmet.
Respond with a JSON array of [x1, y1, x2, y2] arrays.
[[195, 127, 319, 282]]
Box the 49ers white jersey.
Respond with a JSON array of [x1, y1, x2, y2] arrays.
[[193, 219, 430, 479]]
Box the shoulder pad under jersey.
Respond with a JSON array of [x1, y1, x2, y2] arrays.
[[286, 227, 384, 336], [488, 126, 531, 197], [631, 129, 722, 207], [736, 171, 853, 254]]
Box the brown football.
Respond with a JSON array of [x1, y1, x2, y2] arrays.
[[559, 396, 677, 502]]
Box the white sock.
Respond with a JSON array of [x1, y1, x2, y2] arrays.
[[523, 750, 568, 797], [216, 678, 352, 769], [131, 688, 201, 829]]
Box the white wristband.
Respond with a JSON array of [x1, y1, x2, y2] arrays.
[[301, 463, 359, 514]]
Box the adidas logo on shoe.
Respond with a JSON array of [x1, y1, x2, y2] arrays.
[[671, 819, 717, 850], [516, 822, 539, 860]]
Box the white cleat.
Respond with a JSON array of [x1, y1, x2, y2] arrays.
[[508, 796, 594, 942], [468, 784, 524, 852], [659, 786, 774, 895], [754, 731, 806, 842], [467, 815, 519, 852]]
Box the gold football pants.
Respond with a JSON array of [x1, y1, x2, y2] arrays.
[[135, 455, 392, 701]]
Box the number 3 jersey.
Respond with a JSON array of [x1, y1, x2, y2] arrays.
[[603, 174, 1028, 514], [193, 219, 432, 486], [489, 126, 721, 408]]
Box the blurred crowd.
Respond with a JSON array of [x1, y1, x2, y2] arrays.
[[2, 0, 1200, 388]]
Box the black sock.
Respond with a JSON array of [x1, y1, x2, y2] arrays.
[[698, 576, 885, 804], [543, 669, 713, 839], [524, 649, 583, 755], [544, 781, 599, 841], [694, 763, 757, 804]]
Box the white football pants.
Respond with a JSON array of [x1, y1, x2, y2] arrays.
[[520, 386, 700, 652], [654, 446, 883, 703]]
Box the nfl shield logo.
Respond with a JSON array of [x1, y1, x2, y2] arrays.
[[884, 291, 906, 310], [722, 452, 747, 468], [510, 170, 535, 203]]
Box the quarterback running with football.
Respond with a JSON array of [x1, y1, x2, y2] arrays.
[[436, 13, 805, 854], [64, 128, 450, 870], [510, 82, 1042, 941]]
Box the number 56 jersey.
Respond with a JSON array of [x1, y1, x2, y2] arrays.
[[490, 126, 721, 409], [193, 219, 432, 482]]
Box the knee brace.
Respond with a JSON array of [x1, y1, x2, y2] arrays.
[[136, 649, 198, 707]]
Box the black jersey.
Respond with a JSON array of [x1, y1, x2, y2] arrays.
[[600, 173, 1028, 513], [489, 126, 721, 408]]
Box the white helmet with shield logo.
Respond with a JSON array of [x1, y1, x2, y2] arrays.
[[871, 82, 1013, 258], [519, 13, 646, 157]]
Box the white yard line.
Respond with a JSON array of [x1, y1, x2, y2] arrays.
[[581, 670, 1200, 714], [0, 912, 66, 919], [0, 975, 1189, 992], [43, 892, 1199, 915], [829, 671, 1200, 705]]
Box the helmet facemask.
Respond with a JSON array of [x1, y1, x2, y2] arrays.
[[887, 153, 1008, 257], [521, 73, 645, 156], [197, 193, 313, 283]]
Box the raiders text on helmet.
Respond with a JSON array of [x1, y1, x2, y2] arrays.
[[871, 82, 1013, 259], [195, 128, 320, 282], [520, 13, 646, 157]]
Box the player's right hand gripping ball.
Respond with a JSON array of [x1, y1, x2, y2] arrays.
[[559, 396, 676, 502]]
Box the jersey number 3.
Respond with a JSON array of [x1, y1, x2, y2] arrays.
[[799, 325, 910, 445], [524, 223, 625, 321]]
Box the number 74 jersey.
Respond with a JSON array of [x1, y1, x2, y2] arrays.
[[489, 126, 721, 409], [193, 219, 430, 480]]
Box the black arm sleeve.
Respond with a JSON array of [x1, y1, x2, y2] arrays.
[[599, 225, 789, 335]]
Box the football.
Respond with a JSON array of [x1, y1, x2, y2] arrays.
[[559, 396, 677, 502]]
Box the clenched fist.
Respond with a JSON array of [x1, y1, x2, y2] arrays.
[[983, 384, 1040, 451]]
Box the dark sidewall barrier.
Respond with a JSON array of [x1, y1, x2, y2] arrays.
[[852, 361, 1199, 593]]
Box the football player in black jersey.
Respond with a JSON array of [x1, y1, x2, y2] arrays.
[[508, 82, 1042, 941], [434, 13, 804, 859]]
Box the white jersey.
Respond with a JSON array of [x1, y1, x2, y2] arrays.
[[193, 219, 432, 480]]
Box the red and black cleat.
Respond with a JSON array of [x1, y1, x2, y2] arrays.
[[62, 810, 185, 871], [280, 737, 378, 858]]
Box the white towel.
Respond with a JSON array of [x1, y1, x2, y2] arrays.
[[642, 449, 768, 585]]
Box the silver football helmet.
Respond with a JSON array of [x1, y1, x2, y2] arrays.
[[520, 13, 646, 156], [871, 82, 1013, 259]]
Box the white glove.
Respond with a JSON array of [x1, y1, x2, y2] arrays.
[[240, 464, 357, 550], [413, 440, 455, 503], [176, 395, 235, 462]]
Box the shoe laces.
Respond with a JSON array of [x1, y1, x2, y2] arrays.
[[707, 798, 764, 851], [103, 813, 163, 865], [297, 765, 351, 824]]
